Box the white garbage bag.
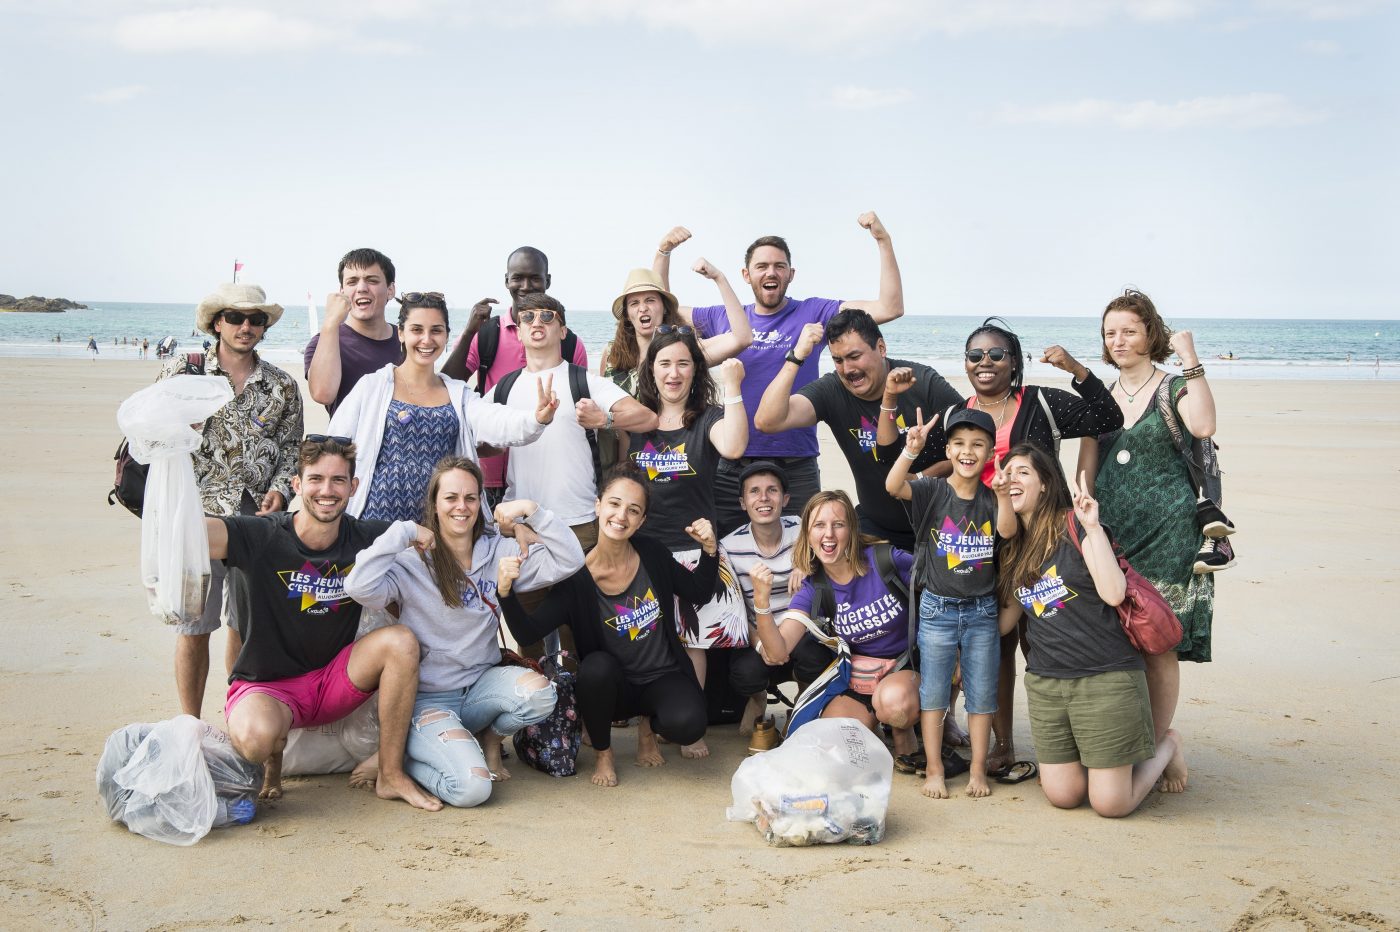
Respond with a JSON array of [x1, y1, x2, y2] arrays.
[[726, 717, 894, 847], [282, 700, 380, 776], [117, 376, 233, 624], [100, 715, 218, 846]]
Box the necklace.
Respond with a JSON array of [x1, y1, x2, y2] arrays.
[[977, 390, 1014, 427], [1117, 368, 1158, 403]]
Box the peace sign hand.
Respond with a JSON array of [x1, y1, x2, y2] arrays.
[[903, 407, 938, 455], [534, 372, 559, 424], [1070, 469, 1100, 529], [989, 453, 1011, 495]]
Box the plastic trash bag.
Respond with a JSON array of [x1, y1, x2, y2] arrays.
[[726, 717, 893, 847], [282, 700, 380, 776], [117, 375, 233, 624], [96, 715, 262, 846]]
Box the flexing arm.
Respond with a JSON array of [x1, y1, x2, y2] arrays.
[[1170, 331, 1217, 438], [709, 360, 749, 459], [652, 226, 697, 323], [343, 521, 430, 609], [307, 293, 351, 406], [666, 520, 720, 605], [598, 395, 659, 433], [492, 501, 587, 591], [750, 563, 807, 665], [753, 322, 823, 434], [837, 211, 904, 324], [693, 259, 752, 363], [500, 571, 578, 645]]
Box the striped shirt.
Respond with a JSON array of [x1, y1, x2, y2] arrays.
[[720, 516, 801, 620]]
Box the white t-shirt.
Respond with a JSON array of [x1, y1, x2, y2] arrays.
[[503, 361, 628, 526]]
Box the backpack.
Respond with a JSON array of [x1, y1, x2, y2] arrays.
[[510, 633, 581, 777], [475, 316, 579, 396], [1154, 376, 1226, 512], [806, 542, 914, 670], [493, 364, 601, 485], [109, 353, 205, 517]]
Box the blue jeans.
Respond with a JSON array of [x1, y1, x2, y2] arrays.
[[917, 591, 1000, 714], [406, 665, 556, 808]]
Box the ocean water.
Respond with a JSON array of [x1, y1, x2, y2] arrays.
[[3, 301, 1397, 381]]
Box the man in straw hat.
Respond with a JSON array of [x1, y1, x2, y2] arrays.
[[651, 212, 906, 535], [158, 281, 303, 720]]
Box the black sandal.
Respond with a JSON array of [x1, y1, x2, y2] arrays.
[[992, 760, 1038, 785]]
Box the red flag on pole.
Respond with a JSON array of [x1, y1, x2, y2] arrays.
[[234, 261, 245, 271]]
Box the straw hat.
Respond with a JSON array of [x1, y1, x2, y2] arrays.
[[195, 283, 285, 335], [610, 268, 679, 320]]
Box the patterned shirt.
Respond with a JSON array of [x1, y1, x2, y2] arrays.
[[159, 349, 304, 516]]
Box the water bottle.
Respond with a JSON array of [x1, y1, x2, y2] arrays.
[[213, 796, 256, 827]]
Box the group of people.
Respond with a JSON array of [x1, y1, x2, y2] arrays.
[[146, 213, 1219, 819]]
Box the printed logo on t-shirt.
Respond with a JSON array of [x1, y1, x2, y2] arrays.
[[602, 589, 661, 640], [1015, 567, 1077, 618], [749, 330, 791, 350], [849, 413, 908, 458], [277, 561, 352, 615], [632, 442, 695, 482], [935, 516, 994, 574], [833, 594, 904, 646]]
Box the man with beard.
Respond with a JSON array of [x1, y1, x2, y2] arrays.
[[441, 247, 588, 509], [306, 247, 403, 417], [161, 282, 303, 721], [206, 436, 440, 810], [653, 213, 905, 535], [755, 309, 960, 549]]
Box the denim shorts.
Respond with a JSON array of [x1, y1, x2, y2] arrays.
[[916, 590, 1000, 714]]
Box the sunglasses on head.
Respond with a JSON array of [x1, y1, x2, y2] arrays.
[[399, 291, 446, 306], [657, 325, 694, 336], [219, 310, 269, 327], [518, 309, 558, 324], [304, 434, 352, 445], [965, 348, 1010, 364]]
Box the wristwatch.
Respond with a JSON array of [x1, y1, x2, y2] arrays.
[[784, 349, 805, 366], [603, 409, 615, 430]]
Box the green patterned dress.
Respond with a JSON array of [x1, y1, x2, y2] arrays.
[[1095, 377, 1213, 662]]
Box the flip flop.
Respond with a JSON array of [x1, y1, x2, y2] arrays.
[[992, 760, 1038, 785], [894, 751, 926, 775]]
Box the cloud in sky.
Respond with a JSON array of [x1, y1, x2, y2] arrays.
[[1300, 37, 1343, 52], [110, 6, 413, 54], [996, 92, 1327, 130], [828, 85, 914, 110], [1255, 0, 1396, 20], [85, 84, 147, 104]]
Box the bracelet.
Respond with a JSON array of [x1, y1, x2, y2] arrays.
[[879, 405, 897, 412], [724, 395, 743, 404], [1183, 364, 1205, 380], [901, 449, 919, 461], [754, 607, 772, 615], [656, 248, 671, 257]]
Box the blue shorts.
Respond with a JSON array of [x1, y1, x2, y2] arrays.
[[916, 591, 1000, 715]]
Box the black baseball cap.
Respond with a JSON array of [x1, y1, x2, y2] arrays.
[[738, 460, 789, 492], [944, 408, 997, 441]]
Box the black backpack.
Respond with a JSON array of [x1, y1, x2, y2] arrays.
[[475, 316, 579, 396], [109, 353, 205, 517], [492, 363, 601, 484]]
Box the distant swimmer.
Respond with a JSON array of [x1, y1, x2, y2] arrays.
[[1217, 351, 1236, 360]]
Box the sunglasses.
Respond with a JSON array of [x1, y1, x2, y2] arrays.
[[965, 348, 1010, 364], [304, 434, 352, 445], [399, 291, 447, 308], [518, 309, 558, 324], [657, 325, 694, 336], [219, 310, 270, 327]]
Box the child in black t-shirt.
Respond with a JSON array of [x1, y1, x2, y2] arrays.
[[886, 408, 1017, 799]]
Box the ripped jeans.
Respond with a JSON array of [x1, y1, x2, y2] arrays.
[[407, 665, 557, 808]]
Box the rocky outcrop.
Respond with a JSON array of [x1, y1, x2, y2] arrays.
[[0, 294, 88, 312]]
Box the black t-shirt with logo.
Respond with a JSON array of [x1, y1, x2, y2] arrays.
[[907, 476, 999, 599], [593, 561, 680, 685], [799, 359, 960, 534], [627, 406, 723, 551], [1015, 515, 1144, 679], [223, 512, 390, 683]]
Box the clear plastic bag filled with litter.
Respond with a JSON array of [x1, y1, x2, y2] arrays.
[[116, 376, 233, 624], [726, 717, 894, 847]]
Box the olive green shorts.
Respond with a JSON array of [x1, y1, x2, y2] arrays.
[[1024, 670, 1155, 769]]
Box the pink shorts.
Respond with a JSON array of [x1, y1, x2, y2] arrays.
[[226, 643, 374, 729]]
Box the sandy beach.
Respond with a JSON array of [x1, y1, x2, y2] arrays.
[[0, 357, 1397, 931]]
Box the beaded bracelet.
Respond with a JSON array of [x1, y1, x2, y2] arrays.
[[1183, 364, 1205, 380]]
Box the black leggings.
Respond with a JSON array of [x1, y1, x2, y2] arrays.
[[576, 652, 707, 752], [729, 635, 836, 697]]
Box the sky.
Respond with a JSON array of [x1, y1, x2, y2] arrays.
[[1, 0, 1397, 318]]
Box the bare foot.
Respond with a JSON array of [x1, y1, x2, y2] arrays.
[[738, 693, 767, 737], [1158, 729, 1188, 793], [943, 715, 971, 748], [680, 738, 710, 759], [592, 749, 618, 787], [374, 770, 442, 811], [348, 751, 379, 791], [920, 773, 949, 799], [966, 771, 992, 799], [635, 718, 666, 767], [258, 751, 284, 801], [987, 741, 1015, 775], [481, 734, 512, 782]]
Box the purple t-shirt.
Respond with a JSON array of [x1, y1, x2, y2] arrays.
[[304, 324, 402, 417], [691, 296, 841, 458], [788, 546, 914, 658]]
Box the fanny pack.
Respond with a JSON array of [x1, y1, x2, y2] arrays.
[[849, 654, 899, 695]]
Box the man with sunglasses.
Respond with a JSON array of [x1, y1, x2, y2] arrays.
[[652, 212, 905, 535], [440, 247, 588, 509], [159, 282, 304, 720], [755, 308, 960, 548], [306, 247, 403, 417]]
